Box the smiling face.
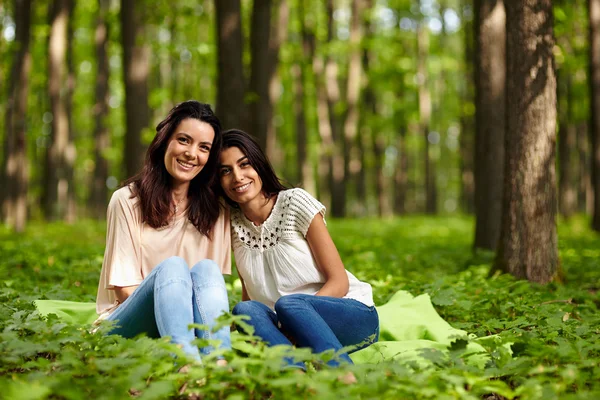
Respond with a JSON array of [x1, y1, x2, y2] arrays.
[[163, 118, 215, 189], [219, 146, 264, 206]]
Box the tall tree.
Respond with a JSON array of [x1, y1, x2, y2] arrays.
[[459, 1, 475, 213], [343, 0, 364, 215], [495, 0, 558, 283], [121, 0, 150, 178], [417, 18, 436, 213], [557, 73, 578, 218], [293, 0, 314, 191], [324, 0, 345, 217], [1, 0, 32, 232], [473, 0, 506, 250], [90, 0, 111, 218], [214, 0, 245, 130], [43, 0, 75, 220], [589, 0, 600, 231], [248, 0, 273, 151]]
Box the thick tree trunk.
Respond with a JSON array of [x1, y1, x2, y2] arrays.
[[495, 0, 558, 283], [247, 0, 272, 150], [2, 0, 32, 232], [325, 0, 345, 217], [90, 0, 110, 219], [215, 0, 245, 130], [459, 2, 475, 214], [44, 0, 75, 220], [121, 0, 150, 178], [473, 0, 505, 250], [417, 21, 436, 213], [589, 0, 600, 231]]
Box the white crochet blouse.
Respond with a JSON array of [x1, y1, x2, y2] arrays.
[[230, 188, 374, 310]]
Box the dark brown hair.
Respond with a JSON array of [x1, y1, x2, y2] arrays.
[[123, 101, 222, 237], [217, 129, 287, 208]]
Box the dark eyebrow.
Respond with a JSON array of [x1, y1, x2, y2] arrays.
[[219, 156, 247, 168]]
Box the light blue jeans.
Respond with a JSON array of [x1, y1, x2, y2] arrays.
[[107, 256, 231, 361], [233, 294, 379, 367]]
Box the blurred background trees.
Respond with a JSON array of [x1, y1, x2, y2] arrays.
[[0, 0, 598, 282]]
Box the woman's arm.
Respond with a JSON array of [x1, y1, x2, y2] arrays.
[[306, 213, 349, 297], [114, 285, 139, 304]]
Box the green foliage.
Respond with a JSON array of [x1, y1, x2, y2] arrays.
[[1, 216, 599, 399]]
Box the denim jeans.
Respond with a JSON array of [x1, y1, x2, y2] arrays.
[[107, 256, 231, 361], [232, 294, 379, 367]]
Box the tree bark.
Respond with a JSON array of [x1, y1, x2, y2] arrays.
[[473, 0, 505, 250], [247, 0, 272, 150], [90, 0, 110, 219], [293, 1, 314, 192], [214, 0, 245, 130], [589, 0, 600, 230], [577, 122, 592, 213], [121, 0, 150, 178], [2, 0, 32, 232], [43, 0, 75, 220], [266, 0, 289, 162], [343, 0, 364, 216], [495, 0, 558, 284], [325, 0, 345, 217], [558, 73, 577, 218], [459, 1, 475, 214], [417, 20, 436, 213]]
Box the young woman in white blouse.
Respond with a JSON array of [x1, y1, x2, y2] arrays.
[[96, 101, 231, 365], [217, 129, 379, 368]]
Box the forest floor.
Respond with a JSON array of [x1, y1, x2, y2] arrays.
[[1, 216, 599, 399]]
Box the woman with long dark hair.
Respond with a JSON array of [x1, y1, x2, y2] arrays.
[[96, 101, 231, 364], [217, 129, 379, 370]]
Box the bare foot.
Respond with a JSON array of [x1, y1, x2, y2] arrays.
[[216, 359, 228, 368], [337, 371, 357, 385]]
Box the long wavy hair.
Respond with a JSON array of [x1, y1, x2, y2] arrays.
[[217, 129, 287, 208], [123, 100, 222, 237]]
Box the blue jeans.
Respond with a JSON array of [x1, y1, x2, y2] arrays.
[[107, 256, 231, 362], [233, 294, 379, 367]]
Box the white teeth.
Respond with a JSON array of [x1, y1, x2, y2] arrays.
[[234, 183, 251, 192], [177, 160, 195, 168]]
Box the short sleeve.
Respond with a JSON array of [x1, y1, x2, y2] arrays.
[[287, 188, 326, 237], [96, 187, 144, 313]]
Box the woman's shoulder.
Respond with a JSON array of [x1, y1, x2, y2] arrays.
[[108, 185, 139, 210], [280, 188, 323, 212]]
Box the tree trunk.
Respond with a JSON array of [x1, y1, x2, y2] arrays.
[[589, 0, 600, 231], [558, 72, 577, 218], [362, 1, 390, 217], [343, 0, 363, 216], [577, 122, 592, 213], [65, 0, 76, 222], [266, 0, 289, 162], [325, 0, 345, 217], [473, 0, 505, 250], [495, 0, 558, 283], [2, 0, 32, 232], [90, 0, 110, 219], [121, 0, 150, 178], [459, 1, 475, 214], [247, 0, 272, 150], [214, 0, 245, 130], [293, 1, 314, 192], [417, 20, 436, 213], [44, 0, 75, 220]]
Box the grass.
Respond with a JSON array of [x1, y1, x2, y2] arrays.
[[1, 215, 599, 399]]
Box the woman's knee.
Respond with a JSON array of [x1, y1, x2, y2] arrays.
[[232, 300, 264, 317], [274, 294, 309, 315], [155, 256, 191, 281], [190, 259, 225, 287]]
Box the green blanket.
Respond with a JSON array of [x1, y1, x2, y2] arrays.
[[35, 291, 499, 367]]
